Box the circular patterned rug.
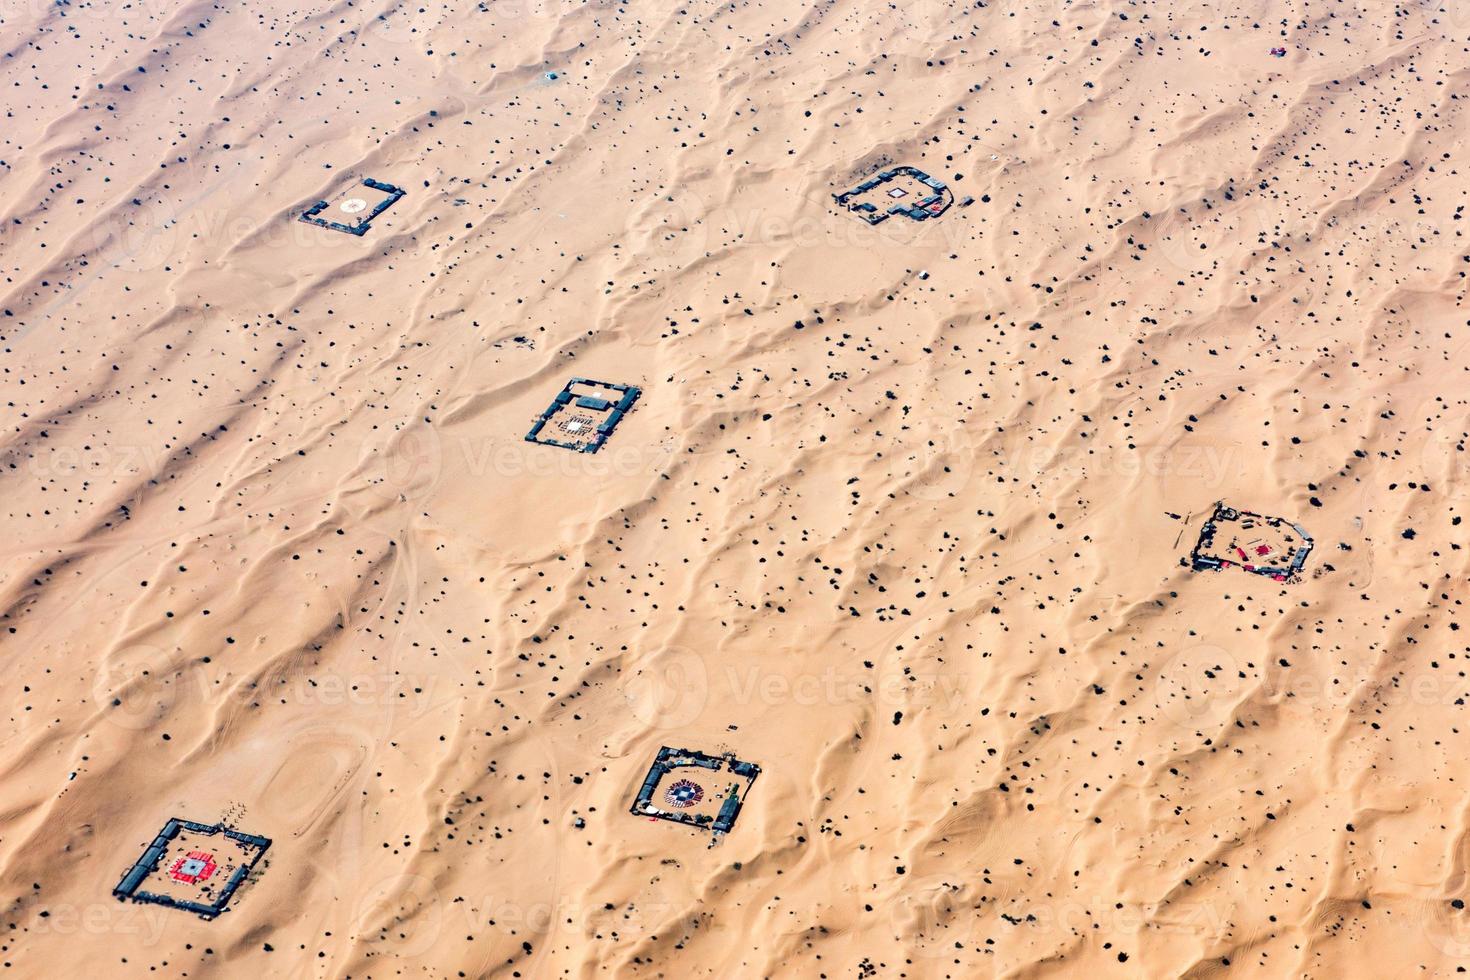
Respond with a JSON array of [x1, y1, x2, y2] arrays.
[[664, 778, 704, 808]]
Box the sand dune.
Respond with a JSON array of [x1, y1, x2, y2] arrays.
[[2, 0, 1470, 975]]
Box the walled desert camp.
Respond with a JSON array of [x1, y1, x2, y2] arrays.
[[2, 0, 1470, 976]]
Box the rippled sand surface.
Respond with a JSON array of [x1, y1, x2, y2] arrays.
[[3, 0, 1470, 976]]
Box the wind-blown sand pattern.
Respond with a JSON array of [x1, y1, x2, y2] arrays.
[[2, 0, 1470, 975]]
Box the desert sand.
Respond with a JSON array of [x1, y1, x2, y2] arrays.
[[1, 0, 1469, 975]]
